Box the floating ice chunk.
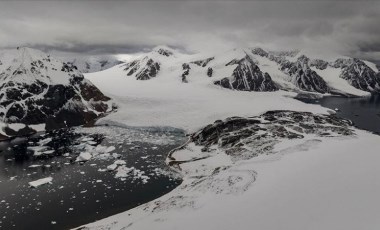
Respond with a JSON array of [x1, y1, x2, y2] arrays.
[[27, 146, 48, 152], [95, 145, 107, 153], [114, 160, 126, 165], [63, 153, 70, 157], [107, 164, 118, 171], [76, 152, 92, 162], [87, 141, 97, 145], [28, 165, 42, 168], [115, 165, 134, 178], [105, 146, 116, 153], [28, 177, 53, 188]]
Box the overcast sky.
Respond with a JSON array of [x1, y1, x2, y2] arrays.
[[0, 0, 379, 63]]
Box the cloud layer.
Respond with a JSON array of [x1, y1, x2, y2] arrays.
[[0, 0, 379, 63]]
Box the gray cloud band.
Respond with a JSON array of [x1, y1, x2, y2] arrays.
[[0, 0, 378, 62]]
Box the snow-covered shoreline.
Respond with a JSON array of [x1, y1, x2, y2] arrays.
[[79, 123, 380, 230], [77, 66, 380, 230]]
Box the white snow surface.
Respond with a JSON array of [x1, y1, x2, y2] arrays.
[[81, 130, 380, 230], [0, 47, 73, 85], [86, 66, 329, 133]]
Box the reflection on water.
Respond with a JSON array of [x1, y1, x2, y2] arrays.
[[0, 126, 186, 230]]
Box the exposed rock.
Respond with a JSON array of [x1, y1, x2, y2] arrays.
[[251, 47, 269, 57], [191, 57, 214, 67], [214, 55, 278, 91], [156, 48, 174, 57], [0, 47, 112, 136], [181, 63, 190, 83], [330, 58, 353, 68], [123, 57, 161, 80], [339, 59, 380, 92], [280, 55, 329, 93], [188, 111, 354, 162], [207, 67, 213, 77], [310, 59, 329, 70]]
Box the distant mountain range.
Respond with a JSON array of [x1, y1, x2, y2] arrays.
[[0, 45, 379, 138], [117, 45, 380, 96], [61, 55, 124, 73]]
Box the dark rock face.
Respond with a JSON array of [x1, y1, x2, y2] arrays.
[[191, 57, 215, 67], [339, 59, 380, 92], [188, 111, 354, 161], [310, 59, 329, 70], [330, 58, 353, 68], [123, 58, 161, 80], [214, 55, 278, 91], [251, 47, 269, 57], [0, 48, 112, 136], [124, 60, 141, 76], [181, 63, 190, 83], [280, 55, 329, 93], [156, 48, 173, 57], [207, 67, 213, 77]]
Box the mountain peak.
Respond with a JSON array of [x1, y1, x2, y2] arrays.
[[152, 45, 177, 57]]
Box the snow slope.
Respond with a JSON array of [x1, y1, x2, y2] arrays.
[[81, 128, 380, 230], [86, 65, 329, 132]]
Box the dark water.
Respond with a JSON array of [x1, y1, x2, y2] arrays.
[[0, 126, 186, 230], [298, 94, 380, 134]]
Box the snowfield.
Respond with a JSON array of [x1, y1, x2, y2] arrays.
[[86, 65, 329, 133], [80, 47, 380, 230], [80, 129, 380, 230]]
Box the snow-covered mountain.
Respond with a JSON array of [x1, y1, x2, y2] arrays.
[[61, 55, 123, 73], [109, 46, 380, 96], [0, 47, 113, 137]]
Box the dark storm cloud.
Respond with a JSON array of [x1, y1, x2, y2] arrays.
[[0, 0, 379, 62]]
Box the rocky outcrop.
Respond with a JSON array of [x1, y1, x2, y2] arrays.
[[123, 57, 161, 80], [310, 59, 329, 70], [0, 48, 112, 136], [207, 67, 213, 77], [188, 111, 354, 161], [214, 55, 278, 91], [191, 57, 214, 67], [181, 63, 190, 83], [280, 55, 329, 93], [156, 48, 173, 57], [339, 59, 380, 92], [251, 47, 269, 57]]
